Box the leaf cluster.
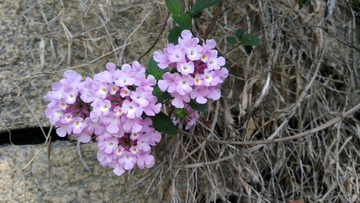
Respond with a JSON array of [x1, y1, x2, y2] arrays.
[[226, 29, 261, 55], [165, 0, 220, 44]]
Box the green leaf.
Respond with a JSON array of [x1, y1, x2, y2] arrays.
[[226, 36, 238, 45], [172, 13, 191, 30], [244, 45, 253, 56], [241, 34, 261, 46], [116, 65, 122, 70], [150, 112, 177, 135], [190, 0, 220, 15], [147, 57, 166, 80], [152, 85, 173, 103], [298, 0, 310, 9], [188, 99, 207, 112], [235, 29, 245, 39], [168, 26, 184, 45], [165, 0, 182, 15], [299, 1, 303, 9], [152, 85, 163, 103]]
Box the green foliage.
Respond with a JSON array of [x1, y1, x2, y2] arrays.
[[168, 26, 184, 45], [167, 0, 220, 44], [226, 36, 238, 45], [298, 0, 310, 9], [241, 34, 261, 46], [173, 13, 192, 30], [244, 45, 253, 56], [165, 0, 182, 15], [147, 57, 167, 80], [235, 29, 245, 38], [226, 29, 261, 55], [190, 0, 220, 15], [152, 85, 173, 104], [188, 99, 207, 112], [150, 112, 177, 135]]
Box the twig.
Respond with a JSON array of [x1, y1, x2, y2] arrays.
[[48, 134, 52, 176], [265, 0, 301, 29], [304, 25, 360, 52], [137, 12, 170, 62], [179, 101, 360, 146], [77, 136, 91, 172], [22, 126, 53, 171], [203, 0, 223, 41], [172, 154, 235, 169], [129, 159, 168, 190], [12, 82, 47, 139], [254, 0, 272, 109], [254, 0, 301, 36], [126, 7, 154, 42], [0, 117, 26, 153]]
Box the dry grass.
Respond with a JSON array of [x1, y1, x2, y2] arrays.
[[10, 0, 360, 202]]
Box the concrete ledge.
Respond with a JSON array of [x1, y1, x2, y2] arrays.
[[0, 140, 184, 202]]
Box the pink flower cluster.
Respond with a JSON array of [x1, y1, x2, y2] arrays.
[[153, 30, 229, 108], [44, 61, 162, 176]]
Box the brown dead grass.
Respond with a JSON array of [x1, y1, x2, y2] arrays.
[[150, 0, 360, 202]]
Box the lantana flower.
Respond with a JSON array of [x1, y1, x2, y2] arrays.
[[44, 61, 162, 176]]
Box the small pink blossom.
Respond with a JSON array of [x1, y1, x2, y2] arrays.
[[118, 152, 136, 170], [170, 92, 191, 108], [177, 60, 194, 75], [176, 75, 194, 95], [137, 151, 155, 169], [122, 100, 143, 119], [167, 44, 185, 63], [70, 117, 85, 134], [207, 50, 225, 70], [97, 150, 114, 166], [153, 48, 170, 69], [158, 72, 180, 93]]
